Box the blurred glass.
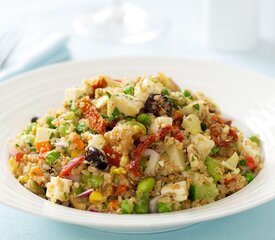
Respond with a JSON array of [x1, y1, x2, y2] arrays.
[[74, 0, 169, 44]]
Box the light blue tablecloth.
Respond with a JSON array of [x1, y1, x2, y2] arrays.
[[1, 200, 275, 239]]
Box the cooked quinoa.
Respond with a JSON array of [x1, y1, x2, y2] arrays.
[[8, 73, 263, 213]]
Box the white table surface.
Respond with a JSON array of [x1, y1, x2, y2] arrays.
[[1, 0, 275, 239]]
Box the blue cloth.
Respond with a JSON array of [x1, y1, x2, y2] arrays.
[[0, 34, 70, 81], [1, 200, 275, 239]]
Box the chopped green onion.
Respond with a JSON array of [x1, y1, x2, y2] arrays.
[[249, 135, 260, 146], [245, 172, 254, 183], [112, 107, 122, 119], [193, 103, 200, 110], [74, 186, 84, 195], [161, 88, 170, 96], [137, 114, 152, 126], [45, 151, 60, 165], [76, 122, 87, 133], [59, 124, 69, 137], [123, 85, 135, 95], [47, 116, 56, 129]]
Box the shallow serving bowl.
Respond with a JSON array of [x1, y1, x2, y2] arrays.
[[0, 57, 275, 234]]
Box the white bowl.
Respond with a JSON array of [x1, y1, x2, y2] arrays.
[[0, 57, 275, 234]]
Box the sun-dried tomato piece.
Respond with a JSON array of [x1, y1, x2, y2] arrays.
[[224, 177, 236, 185], [102, 144, 121, 167], [128, 125, 172, 174], [59, 155, 85, 177], [171, 125, 184, 141], [245, 156, 256, 171], [210, 123, 238, 147], [77, 97, 107, 135]]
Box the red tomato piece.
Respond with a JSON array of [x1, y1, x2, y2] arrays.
[[102, 145, 121, 167]]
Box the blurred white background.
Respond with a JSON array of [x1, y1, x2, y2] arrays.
[[0, 0, 274, 75]]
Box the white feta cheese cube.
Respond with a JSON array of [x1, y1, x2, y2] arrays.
[[64, 88, 86, 105], [161, 181, 188, 202], [35, 127, 56, 142], [88, 134, 106, 150], [46, 176, 72, 203]]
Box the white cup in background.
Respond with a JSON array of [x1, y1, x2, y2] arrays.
[[203, 0, 258, 52]]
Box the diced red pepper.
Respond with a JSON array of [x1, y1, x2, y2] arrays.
[[128, 125, 173, 175], [245, 156, 256, 171], [77, 97, 107, 135], [102, 145, 121, 167], [35, 140, 52, 153], [15, 152, 24, 162], [59, 155, 85, 177]]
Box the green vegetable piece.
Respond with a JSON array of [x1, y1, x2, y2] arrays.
[[157, 202, 172, 213], [23, 123, 34, 134], [45, 151, 60, 165], [76, 121, 87, 133], [112, 107, 122, 119], [81, 174, 104, 189], [24, 134, 35, 146], [205, 157, 221, 181], [210, 146, 220, 155], [74, 186, 84, 195], [134, 191, 149, 214], [139, 156, 148, 170], [126, 120, 147, 134], [58, 124, 69, 137], [47, 116, 56, 129], [137, 177, 156, 192], [137, 114, 152, 126], [245, 172, 254, 183], [121, 199, 134, 214], [64, 112, 76, 121], [106, 91, 112, 98], [189, 183, 219, 201], [183, 89, 191, 97], [193, 103, 200, 110], [239, 159, 247, 166], [249, 135, 260, 146], [123, 85, 135, 96], [30, 179, 45, 194], [161, 88, 170, 96]]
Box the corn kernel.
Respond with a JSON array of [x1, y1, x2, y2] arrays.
[[71, 150, 80, 158], [8, 156, 18, 175], [89, 191, 103, 203], [18, 175, 29, 184], [110, 167, 127, 176], [120, 155, 129, 167]]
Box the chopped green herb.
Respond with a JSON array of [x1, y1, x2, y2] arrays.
[[239, 159, 247, 166], [249, 135, 260, 146], [210, 146, 220, 155], [74, 186, 84, 195], [106, 92, 112, 98], [183, 90, 191, 97], [123, 85, 135, 95], [193, 103, 200, 110], [125, 116, 134, 121], [161, 88, 170, 96], [112, 107, 122, 119]]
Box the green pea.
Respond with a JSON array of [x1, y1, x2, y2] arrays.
[[45, 151, 60, 165], [137, 177, 156, 193], [161, 88, 170, 96], [157, 202, 172, 213], [239, 159, 247, 166], [137, 114, 152, 126], [193, 103, 200, 110], [183, 89, 191, 97], [121, 199, 134, 214], [245, 172, 254, 183], [123, 85, 135, 95]]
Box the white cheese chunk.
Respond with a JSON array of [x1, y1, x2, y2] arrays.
[[182, 114, 202, 135], [46, 176, 72, 203], [165, 144, 185, 171], [149, 116, 173, 134], [222, 152, 240, 174], [64, 88, 86, 105], [88, 134, 106, 150], [35, 127, 56, 142], [190, 134, 215, 160], [161, 181, 188, 202]]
